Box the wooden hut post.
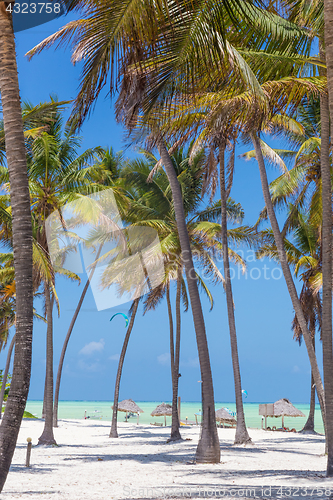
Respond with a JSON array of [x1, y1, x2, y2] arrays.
[[137, 412, 139, 425], [125, 411, 128, 422], [282, 415, 284, 428], [164, 415, 166, 426], [25, 438, 32, 467]]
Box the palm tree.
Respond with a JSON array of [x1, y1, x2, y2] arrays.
[[38, 283, 56, 444], [218, 140, 251, 444], [241, 91, 328, 432], [157, 138, 220, 461], [109, 299, 140, 438], [257, 208, 322, 433], [291, 224, 321, 434], [250, 130, 326, 418], [246, 96, 325, 434], [0, 4, 34, 490]]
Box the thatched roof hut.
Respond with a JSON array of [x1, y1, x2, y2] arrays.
[[259, 398, 305, 429], [151, 403, 172, 426], [215, 408, 237, 428], [272, 398, 305, 418], [112, 399, 143, 423]]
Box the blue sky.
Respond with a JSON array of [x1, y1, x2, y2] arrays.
[[0, 15, 322, 404]]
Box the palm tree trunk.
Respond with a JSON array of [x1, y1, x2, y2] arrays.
[[157, 137, 220, 463], [319, 63, 333, 473], [219, 143, 251, 445], [166, 281, 181, 440], [167, 281, 175, 381], [0, 335, 15, 419], [250, 132, 326, 425], [42, 370, 47, 419], [301, 331, 316, 433], [53, 244, 103, 427], [38, 285, 56, 445], [53, 277, 90, 426], [169, 265, 182, 440], [0, 5, 34, 491], [110, 299, 139, 438]]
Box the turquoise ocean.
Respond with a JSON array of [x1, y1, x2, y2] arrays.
[[25, 401, 324, 433]]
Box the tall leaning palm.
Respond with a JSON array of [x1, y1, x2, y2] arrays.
[[257, 208, 322, 433], [156, 138, 220, 462], [239, 88, 327, 428], [218, 140, 251, 444], [0, 3, 34, 490], [289, 215, 322, 433], [247, 97, 325, 432], [250, 126, 326, 417]]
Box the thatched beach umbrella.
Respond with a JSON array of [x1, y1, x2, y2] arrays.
[[272, 398, 305, 428], [215, 408, 237, 428], [151, 403, 172, 426], [112, 399, 144, 424], [259, 398, 305, 429]]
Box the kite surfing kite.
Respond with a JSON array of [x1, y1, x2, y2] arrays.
[[110, 313, 129, 327], [242, 390, 248, 398]]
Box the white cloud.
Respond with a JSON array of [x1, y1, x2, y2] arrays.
[[157, 353, 170, 366], [181, 357, 200, 368], [77, 359, 103, 373], [109, 354, 120, 362], [293, 365, 301, 373], [79, 339, 105, 356]]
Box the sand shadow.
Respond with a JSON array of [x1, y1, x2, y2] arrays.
[[57, 444, 197, 465], [9, 465, 55, 474], [219, 443, 265, 453], [2, 490, 61, 495], [181, 467, 325, 480]]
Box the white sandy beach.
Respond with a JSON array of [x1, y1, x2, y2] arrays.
[[1, 419, 332, 499]]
